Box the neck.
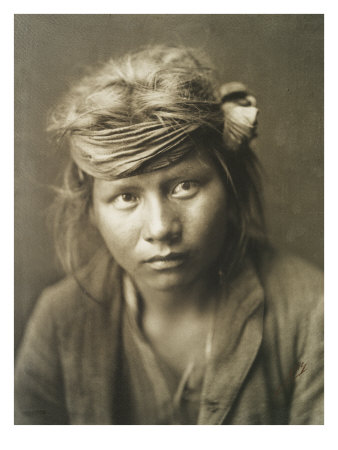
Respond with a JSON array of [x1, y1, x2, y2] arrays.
[[132, 269, 220, 320]]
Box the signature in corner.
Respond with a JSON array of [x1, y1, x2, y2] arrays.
[[274, 361, 307, 398]]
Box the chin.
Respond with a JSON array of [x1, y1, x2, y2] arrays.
[[141, 270, 196, 291]]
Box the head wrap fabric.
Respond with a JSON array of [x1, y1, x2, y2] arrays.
[[69, 119, 216, 180], [67, 82, 258, 180]]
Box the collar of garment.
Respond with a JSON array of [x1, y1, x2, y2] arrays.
[[121, 259, 264, 425]]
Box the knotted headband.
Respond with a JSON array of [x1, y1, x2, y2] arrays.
[[70, 120, 201, 179], [68, 82, 258, 180], [220, 82, 259, 151]]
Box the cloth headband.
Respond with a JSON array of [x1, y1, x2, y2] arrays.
[[220, 82, 259, 151], [69, 82, 258, 179], [70, 121, 201, 179]]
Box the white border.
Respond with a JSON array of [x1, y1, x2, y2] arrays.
[[3, 2, 337, 450]]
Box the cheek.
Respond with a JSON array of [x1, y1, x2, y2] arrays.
[[185, 185, 228, 244], [94, 207, 140, 263]]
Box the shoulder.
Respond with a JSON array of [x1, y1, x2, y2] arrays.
[[36, 275, 92, 323], [254, 248, 323, 350], [256, 247, 323, 309], [30, 249, 122, 332]]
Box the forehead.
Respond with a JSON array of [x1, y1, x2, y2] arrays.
[[93, 150, 221, 193]]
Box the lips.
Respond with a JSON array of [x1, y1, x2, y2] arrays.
[[144, 252, 188, 271]]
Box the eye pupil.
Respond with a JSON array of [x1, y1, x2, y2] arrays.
[[171, 180, 198, 198], [122, 193, 133, 202]]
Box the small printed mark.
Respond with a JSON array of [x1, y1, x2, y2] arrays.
[[274, 361, 307, 398]]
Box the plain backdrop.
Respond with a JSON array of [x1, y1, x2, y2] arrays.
[[14, 14, 323, 352]]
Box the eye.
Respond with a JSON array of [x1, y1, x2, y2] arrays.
[[171, 181, 199, 199], [112, 193, 139, 210]]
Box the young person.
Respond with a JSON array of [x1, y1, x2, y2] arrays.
[[15, 46, 323, 425]]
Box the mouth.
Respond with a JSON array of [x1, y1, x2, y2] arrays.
[[143, 252, 188, 271]]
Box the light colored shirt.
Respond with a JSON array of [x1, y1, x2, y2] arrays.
[[121, 275, 209, 424]]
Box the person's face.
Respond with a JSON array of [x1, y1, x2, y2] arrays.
[[92, 150, 228, 291]]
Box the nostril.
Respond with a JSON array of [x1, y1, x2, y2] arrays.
[[143, 223, 182, 244], [143, 214, 182, 243]]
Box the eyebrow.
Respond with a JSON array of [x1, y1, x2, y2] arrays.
[[95, 157, 214, 194]]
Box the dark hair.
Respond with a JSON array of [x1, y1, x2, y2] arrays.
[[47, 45, 266, 280]]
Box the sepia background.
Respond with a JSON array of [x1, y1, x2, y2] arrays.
[[14, 14, 324, 352]]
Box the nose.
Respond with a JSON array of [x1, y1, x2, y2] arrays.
[[142, 195, 182, 244]]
